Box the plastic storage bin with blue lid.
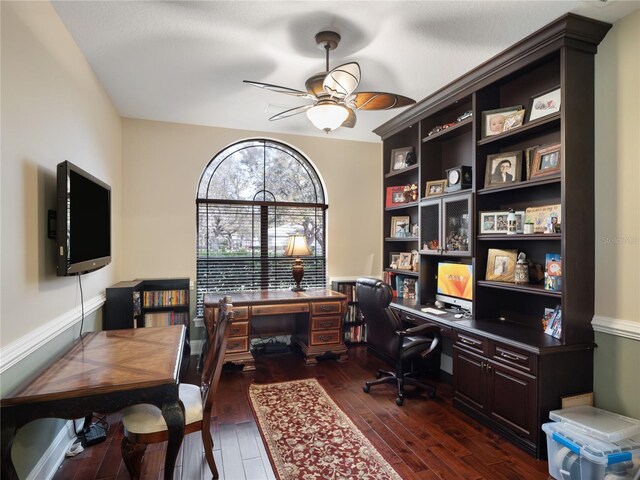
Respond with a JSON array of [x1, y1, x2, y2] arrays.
[[542, 422, 640, 480], [549, 406, 640, 443]]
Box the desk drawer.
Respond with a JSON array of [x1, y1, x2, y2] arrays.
[[252, 303, 309, 316], [310, 301, 342, 316], [228, 321, 249, 338], [226, 337, 249, 353], [455, 331, 486, 355], [490, 343, 536, 375], [311, 316, 341, 331], [231, 306, 249, 321], [212, 305, 249, 321], [310, 330, 341, 345]]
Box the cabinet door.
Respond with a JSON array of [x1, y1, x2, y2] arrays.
[[453, 347, 486, 412], [487, 360, 537, 442], [420, 200, 441, 254], [442, 194, 472, 256]]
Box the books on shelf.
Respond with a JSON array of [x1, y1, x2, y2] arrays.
[[343, 304, 362, 324], [144, 311, 189, 328], [543, 305, 562, 339], [544, 253, 562, 291], [333, 283, 358, 303], [143, 290, 188, 307], [345, 323, 367, 343]]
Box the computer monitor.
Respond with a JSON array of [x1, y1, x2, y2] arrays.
[[436, 262, 473, 312]]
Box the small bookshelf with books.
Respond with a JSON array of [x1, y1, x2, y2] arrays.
[[106, 277, 190, 331], [105, 278, 191, 377], [330, 278, 367, 345]]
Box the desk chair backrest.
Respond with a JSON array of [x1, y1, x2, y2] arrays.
[[356, 277, 403, 360], [200, 296, 234, 415]]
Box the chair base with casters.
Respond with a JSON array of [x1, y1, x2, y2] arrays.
[[363, 354, 437, 406], [356, 277, 441, 406]]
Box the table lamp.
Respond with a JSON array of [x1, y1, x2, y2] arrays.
[[284, 234, 312, 291]]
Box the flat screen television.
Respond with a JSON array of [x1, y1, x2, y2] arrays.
[[56, 161, 111, 276], [436, 262, 473, 312]]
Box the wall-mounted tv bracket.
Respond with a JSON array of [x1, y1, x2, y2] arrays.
[[48, 210, 56, 239]]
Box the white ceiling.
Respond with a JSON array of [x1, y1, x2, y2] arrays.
[[52, 0, 639, 143]]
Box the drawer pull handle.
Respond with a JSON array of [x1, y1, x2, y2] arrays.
[[460, 338, 477, 347], [321, 306, 333, 312], [500, 352, 521, 361], [318, 335, 332, 342], [319, 321, 333, 328]]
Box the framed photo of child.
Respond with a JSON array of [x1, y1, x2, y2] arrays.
[[481, 105, 523, 138]]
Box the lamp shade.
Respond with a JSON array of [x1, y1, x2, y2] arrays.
[[284, 234, 312, 257], [306, 100, 349, 133]]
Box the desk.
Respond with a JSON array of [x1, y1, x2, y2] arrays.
[[1, 325, 186, 480], [204, 289, 348, 370]]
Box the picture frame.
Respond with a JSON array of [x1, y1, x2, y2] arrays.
[[485, 248, 518, 282], [525, 204, 562, 233], [479, 211, 525, 234], [524, 145, 539, 180], [481, 105, 523, 138], [389, 252, 401, 269], [425, 179, 446, 197], [389, 147, 414, 173], [390, 216, 410, 238], [479, 211, 498, 234], [385, 185, 409, 207], [484, 151, 522, 189], [531, 143, 561, 178], [527, 86, 561, 122], [502, 109, 525, 132], [397, 252, 413, 270]]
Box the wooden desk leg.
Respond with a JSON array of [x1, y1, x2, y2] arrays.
[[161, 400, 185, 480], [1, 419, 18, 480]]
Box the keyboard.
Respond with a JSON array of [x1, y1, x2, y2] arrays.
[[421, 307, 446, 315]]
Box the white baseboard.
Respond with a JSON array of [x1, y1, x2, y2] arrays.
[[26, 420, 77, 480], [0, 294, 105, 374], [592, 315, 640, 341]]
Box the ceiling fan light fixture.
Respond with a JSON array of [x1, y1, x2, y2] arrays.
[[306, 100, 349, 133]]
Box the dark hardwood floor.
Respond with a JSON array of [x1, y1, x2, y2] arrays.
[[53, 345, 551, 479]]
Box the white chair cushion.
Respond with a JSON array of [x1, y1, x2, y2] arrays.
[[121, 383, 203, 434]]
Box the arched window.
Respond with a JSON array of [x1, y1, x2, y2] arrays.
[[196, 139, 327, 315]]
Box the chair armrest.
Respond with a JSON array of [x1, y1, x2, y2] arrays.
[[397, 323, 441, 337]]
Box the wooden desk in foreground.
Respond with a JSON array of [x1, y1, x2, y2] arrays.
[[1, 325, 186, 480], [204, 289, 348, 370]]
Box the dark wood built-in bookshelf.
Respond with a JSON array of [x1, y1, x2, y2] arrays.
[[374, 14, 611, 458]]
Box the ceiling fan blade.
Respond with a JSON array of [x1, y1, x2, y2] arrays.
[[341, 108, 357, 128], [244, 80, 316, 100], [268, 104, 313, 121], [323, 62, 361, 98], [346, 92, 416, 110]]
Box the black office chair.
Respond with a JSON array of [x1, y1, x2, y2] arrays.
[[356, 277, 441, 406]]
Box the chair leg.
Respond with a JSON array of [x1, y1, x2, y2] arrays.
[[121, 437, 146, 480], [201, 427, 219, 479]]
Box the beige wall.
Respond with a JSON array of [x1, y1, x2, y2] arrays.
[[121, 119, 382, 284], [1, 1, 122, 477], [593, 10, 640, 419]]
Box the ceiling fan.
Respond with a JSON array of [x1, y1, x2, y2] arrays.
[[244, 31, 416, 133]]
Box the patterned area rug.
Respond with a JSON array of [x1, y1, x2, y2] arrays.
[[248, 378, 402, 480]]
